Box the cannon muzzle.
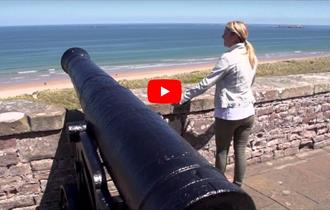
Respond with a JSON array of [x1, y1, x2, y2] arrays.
[[61, 47, 256, 210]]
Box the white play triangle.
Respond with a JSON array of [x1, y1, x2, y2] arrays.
[[160, 86, 170, 96]]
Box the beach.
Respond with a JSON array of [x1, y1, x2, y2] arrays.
[[0, 62, 213, 99], [1, 54, 329, 99]]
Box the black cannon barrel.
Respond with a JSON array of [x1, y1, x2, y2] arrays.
[[61, 48, 256, 210]]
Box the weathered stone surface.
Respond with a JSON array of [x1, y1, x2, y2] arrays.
[[12, 205, 38, 210], [0, 139, 17, 153], [183, 112, 214, 149], [17, 133, 60, 162], [40, 180, 47, 192], [314, 83, 330, 94], [0, 151, 19, 167], [0, 100, 65, 133], [33, 170, 50, 180], [0, 176, 23, 192], [189, 98, 208, 112], [0, 167, 7, 177], [0, 195, 35, 210], [0, 192, 6, 201], [18, 183, 40, 195], [256, 106, 274, 116], [279, 85, 314, 99], [0, 112, 30, 136], [254, 88, 279, 103], [30, 159, 54, 171], [29, 111, 65, 132], [8, 163, 32, 177], [314, 141, 330, 149]]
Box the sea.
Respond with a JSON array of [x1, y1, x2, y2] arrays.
[[0, 24, 330, 86]]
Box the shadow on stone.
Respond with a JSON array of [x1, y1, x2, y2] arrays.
[[36, 109, 84, 210], [183, 122, 215, 150], [171, 102, 215, 150]]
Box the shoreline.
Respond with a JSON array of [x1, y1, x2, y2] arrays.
[[1, 54, 330, 99]]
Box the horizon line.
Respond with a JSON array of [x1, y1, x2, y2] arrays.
[[1, 22, 330, 27]]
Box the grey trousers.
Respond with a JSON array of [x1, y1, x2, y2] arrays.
[[215, 115, 254, 186]]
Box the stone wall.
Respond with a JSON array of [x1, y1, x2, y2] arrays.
[[143, 73, 330, 165], [0, 100, 74, 210], [0, 72, 330, 209]]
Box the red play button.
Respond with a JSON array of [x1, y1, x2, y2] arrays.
[[147, 79, 182, 104]]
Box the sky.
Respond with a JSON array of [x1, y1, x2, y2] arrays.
[[0, 0, 330, 26]]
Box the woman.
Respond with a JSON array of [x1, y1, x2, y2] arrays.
[[181, 21, 257, 187]]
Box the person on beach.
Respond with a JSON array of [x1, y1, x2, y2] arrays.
[[180, 21, 257, 187]]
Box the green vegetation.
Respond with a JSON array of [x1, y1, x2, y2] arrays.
[[9, 88, 81, 110], [4, 56, 330, 110], [256, 56, 330, 76]]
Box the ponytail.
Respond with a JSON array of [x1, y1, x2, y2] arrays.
[[245, 40, 257, 69]]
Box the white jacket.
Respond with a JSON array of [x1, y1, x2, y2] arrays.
[[183, 43, 256, 108]]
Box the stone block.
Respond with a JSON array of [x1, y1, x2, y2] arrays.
[[0, 192, 6, 201], [314, 141, 330, 149], [324, 110, 330, 119], [0, 112, 30, 136], [284, 147, 299, 156], [0, 176, 23, 192], [40, 180, 47, 192], [321, 104, 330, 112], [0, 139, 17, 152], [256, 106, 274, 116], [290, 140, 301, 148], [201, 97, 214, 110], [0, 195, 35, 210], [17, 133, 60, 162], [252, 139, 267, 148], [0, 100, 66, 132], [274, 150, 284, 158], [29, 110, 66, 132], [33, 170, 50, 180], [279, 85, 313, 99], [314, 83, 330, 94], [260, 153, 274, 162], [0, 151, 19, 167], [190, 98, 206, 112], [31, 159, 54, 171], [9, 163, 32, 177], [254, 89, 279, 103], [0, 167, 7, 177], [18, 183, 41, 195], [12, 205, 38, 210], [277, 142, 291, 150], [313, 135, 325, 143], [303, 130, 316, 138]]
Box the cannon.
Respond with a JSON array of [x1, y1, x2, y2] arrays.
[[60, 47, 256, 210]]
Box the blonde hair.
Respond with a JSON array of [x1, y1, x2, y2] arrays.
[[226, 21, 257, 69]]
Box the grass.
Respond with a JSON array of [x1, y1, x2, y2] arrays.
[[4, 56, 330, 110], [256, 56, 330, 76]]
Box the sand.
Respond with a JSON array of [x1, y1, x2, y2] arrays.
[[0, 54, 328, 99], [0, 62, 214, 99]]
